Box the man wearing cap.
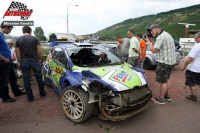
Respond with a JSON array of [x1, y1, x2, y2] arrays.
[[0, 22, 26, 102], [146, 24, 176, 105]]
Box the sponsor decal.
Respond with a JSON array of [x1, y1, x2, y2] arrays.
[[112, 71, 129, 82], [54, 67, 63, 75], [127, 72, 134, 81]]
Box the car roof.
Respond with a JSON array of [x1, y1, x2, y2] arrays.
[[73, 43, 93, 47], [50, 42, 93, 49], [95, 43, 117, 48]]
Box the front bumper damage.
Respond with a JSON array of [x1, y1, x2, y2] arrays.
[[97, 86, 152, 121]]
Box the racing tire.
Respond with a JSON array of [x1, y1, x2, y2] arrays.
[[61, 86, 94, 123], [143, 58, 152, 70]]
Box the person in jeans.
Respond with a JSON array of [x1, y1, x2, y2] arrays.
[[146, 24, 176, 105], [16, 26, 46, 102], [181, 32, 200, 102], [0, 22, 26, 102]]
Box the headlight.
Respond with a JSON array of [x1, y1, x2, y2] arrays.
[[89, 81, 115, 96]]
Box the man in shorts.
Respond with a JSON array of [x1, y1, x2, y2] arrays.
[[181, 32, 200, 102], [146, 24, 176, 104]]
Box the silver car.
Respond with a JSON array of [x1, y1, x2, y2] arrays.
[[143, 43, 181, 70]]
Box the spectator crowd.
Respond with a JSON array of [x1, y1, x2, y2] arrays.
[[0, 22, 200, 106]]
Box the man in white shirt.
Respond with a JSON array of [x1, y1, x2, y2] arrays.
[[181, 32, 200, 102]]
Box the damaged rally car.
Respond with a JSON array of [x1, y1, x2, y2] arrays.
[[43, 36, 152, 123]]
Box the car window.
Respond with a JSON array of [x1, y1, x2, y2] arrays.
[[66, 47, 123, 67], [52, 47, 68, 68]]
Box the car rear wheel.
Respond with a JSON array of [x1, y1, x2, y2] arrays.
[[143, 58, 152, 70], [61, 86, 94, 123]]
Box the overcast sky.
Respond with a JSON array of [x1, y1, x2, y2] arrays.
[[0, 0, 199, 37]]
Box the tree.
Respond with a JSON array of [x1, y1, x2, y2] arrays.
[[33, 27, 47, 41]]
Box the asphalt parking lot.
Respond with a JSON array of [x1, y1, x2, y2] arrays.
[[0, 57, 200, 133]]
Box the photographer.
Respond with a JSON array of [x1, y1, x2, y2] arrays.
[[145, 24, 176, 105]]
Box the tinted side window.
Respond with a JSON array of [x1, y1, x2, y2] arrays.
[[52, 47, 68, 67]]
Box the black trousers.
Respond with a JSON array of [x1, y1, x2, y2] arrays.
[[0, 60, 21, 100]]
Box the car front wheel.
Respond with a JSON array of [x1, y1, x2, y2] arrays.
[[61, 86, 94, 123]]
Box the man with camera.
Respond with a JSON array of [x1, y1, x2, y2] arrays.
[[146, 24, 176, 105]]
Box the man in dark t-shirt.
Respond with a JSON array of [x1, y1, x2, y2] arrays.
[[16, 26, 46, 102]]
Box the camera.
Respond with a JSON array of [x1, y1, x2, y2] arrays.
[[144, 31, 152, 38]]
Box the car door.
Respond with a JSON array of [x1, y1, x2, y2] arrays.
[[49, 47, 68, 90]]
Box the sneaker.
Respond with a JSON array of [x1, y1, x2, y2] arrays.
[[164, 94, 171, 102], [185, 95, 197, 102], [153, 97, 165, 105], [2, 97, 16, 102]]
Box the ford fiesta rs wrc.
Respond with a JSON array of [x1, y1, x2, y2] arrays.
[[43, 34, 152, 122]]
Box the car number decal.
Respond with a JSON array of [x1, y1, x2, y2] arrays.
[[54, 67, 63, 75]]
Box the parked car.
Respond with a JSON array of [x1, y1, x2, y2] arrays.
[[94, 43, 118, 56], [43, 39, 152, 123], [143, 43, 181, 70]]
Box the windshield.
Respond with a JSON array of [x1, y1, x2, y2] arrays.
[[66, 47, 123, 67]]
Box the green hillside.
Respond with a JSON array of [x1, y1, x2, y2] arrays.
[[96, 4, 200, 40]]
